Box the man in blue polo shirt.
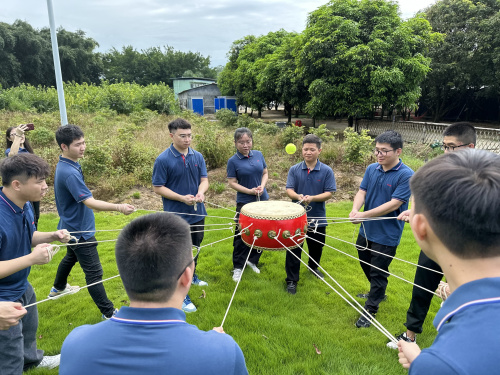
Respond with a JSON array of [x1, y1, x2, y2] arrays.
[[60, 212, 248, 375], [285, 134, 336, 295], [0, 154, 71, 373], [153, 118, 209, 313], [398, 150, 500, 374], [350, 130, 413, 328], [49, 125, 135, 319]]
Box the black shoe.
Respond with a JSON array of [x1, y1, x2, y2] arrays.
[[387, 332, 416, 350], [310, 268, 324, 279], [356, 292, 387, 301], [355, 312, 376, 328], [286, 281, 297, 295]]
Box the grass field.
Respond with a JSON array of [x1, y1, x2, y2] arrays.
[[28, 202, 442, 375]]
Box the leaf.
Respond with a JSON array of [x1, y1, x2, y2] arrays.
[[199, 290, 206, 299], [313, 343, 321, 355]]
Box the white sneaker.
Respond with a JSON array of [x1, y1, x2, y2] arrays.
[[246, 261, 260, 274], [48, 284, 79, 299], [37, 354, 61, 370], [232, 268, 243, 282]]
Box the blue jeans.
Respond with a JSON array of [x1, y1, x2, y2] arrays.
[[0, 283, 43, 374], [53, 236, 114, 317]]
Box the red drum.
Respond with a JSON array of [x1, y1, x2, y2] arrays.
[[239, 201, 307, 251]]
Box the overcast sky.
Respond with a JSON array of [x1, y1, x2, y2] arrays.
[[2, 0, 436, 67]]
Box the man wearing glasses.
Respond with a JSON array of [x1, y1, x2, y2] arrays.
[[387, 122, 476, 349], [349, 130, 414, 328], [60, 212, 248, 375]]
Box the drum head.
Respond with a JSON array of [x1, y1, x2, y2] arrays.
[[240, 201, 305, 220]]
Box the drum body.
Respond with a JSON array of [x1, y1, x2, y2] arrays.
[[239, 201, 307, 251]]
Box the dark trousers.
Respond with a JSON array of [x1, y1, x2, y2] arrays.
[[356, 234, 397, 314], [233, 203, 262, 269], [405, 250, 443, 333], [190, 218, 204, 271], [0, 283, 43, 374], [53, 236, 114, 317], [285, 226, 326, 283]]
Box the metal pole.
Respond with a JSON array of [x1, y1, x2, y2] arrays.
[[46, 0, 68, 126]]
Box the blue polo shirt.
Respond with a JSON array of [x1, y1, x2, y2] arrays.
[[286, 160, 336, 227], [152, 144, 208, 224], [359, 160, 413, 247], [54, 156, 95, 240], [227, 150, 269, 204], [5, 147, 29, 157], [410, 277, 500, 374], [0, 188, 36, 301], [60, 306, 248, 375]]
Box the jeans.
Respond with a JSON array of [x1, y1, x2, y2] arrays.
[[285, 226, 326, 283], [0, 283, 43, 375], [405, 250, 443, 333], [356, 234, 397, 314], [233, 203, 262, 269], [53, 236, 114, 317], [190, 218, 204, 270]]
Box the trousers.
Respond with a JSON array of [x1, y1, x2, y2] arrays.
[[285, 227, 326, 283]]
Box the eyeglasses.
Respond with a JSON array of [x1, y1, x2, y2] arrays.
[[176, 246, 201, 280], [373, 149, 395, 156], [441, 143, 469, 151]]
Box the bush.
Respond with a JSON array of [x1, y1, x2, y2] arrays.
[[80, 143, 113, 177], [278, 125, 304, 148], [343, 128, 373, 163], [29, 126, 55, 148], [216, 109, 238, 127], [247, 120, 280, 136], [235, 114, 253, 129], [308, 124, 336, 143], [142, 83, 178, 115], [194, 124, 233, 169]]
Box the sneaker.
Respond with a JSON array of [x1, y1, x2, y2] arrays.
[[246, 261, 260, 274], [37, 354, 61, 370], [48, 284, 79, 299], [102, 308, 119, 320], [286, 281, 297, 295], [192, 273, 208, 286], [355, 312, 376, 328], [232, 268, 243, 282], [386, 332, 416, 350], [310, 268, 324, 279], [356, 292, 387, 301], [182, 295, 197, 313]]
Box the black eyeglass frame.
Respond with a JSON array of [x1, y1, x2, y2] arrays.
[[176, 246, 201, 280], [441, 143, 469, 151], [373, 148, 395, 156]]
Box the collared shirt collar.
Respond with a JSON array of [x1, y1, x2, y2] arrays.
[[0, 187, 24, 214], [168, 143, 194, 158], [59, 155, 82, 171], [434, 277, 500, 332], [110, 306, 187, 325], [376, 159, 403, 172], [236, 150, 253, 159], [301, 160, 321, 171]]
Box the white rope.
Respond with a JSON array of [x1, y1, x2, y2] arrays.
[[304, 234, 441, 297], [24, 274, 122, 308], [137, 209, 234, 220], [198, 224, 251, 249], [221, 236, 257, 327], [276, 236, 397, 344]]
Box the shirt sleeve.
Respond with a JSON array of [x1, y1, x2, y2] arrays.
[[227, 157, 237, 179], [392, 169, 414, 203], [285, 166, 296, 190], [152, 157, 168, 187], [261, 152, 268, 169], [359, 164, 374, 191], [232, 343, 249, 375], [65, 174, 92, 203], [323, 167, 336, 192], [199, 155, 208, 179], [409, 351, 460, 375]]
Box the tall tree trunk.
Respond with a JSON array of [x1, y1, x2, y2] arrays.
[[348, 115, 354, 128], [258, 108, 262, 118]]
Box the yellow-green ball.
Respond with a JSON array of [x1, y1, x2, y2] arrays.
[[285, 143, 297, 154]]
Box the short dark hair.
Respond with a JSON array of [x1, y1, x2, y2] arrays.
[[234, 127, 252, 142], [115, 212, 193, 302], [0, 153, 50, 186], [303, 134, 322, 149], [5, 127, 34, 154], [411, 149, 500, 259], [443, 122, 476, 146], [55, 124, 84, 150], [375, 130, 403, 150], [168, 118, 192, 133]]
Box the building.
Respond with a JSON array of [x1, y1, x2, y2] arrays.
[[172, 77, 217, 99]]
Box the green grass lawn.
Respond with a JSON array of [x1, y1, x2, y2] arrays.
[[29, 202, 442, 375]]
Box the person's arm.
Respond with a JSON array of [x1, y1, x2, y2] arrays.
[[0, 244, 53, 279], [349, 189, 366, 221], [195, 177, 209, 202], [83, 198, 134, 215], [153, 185, 195, 205], [0, 302, 27, 330], [228, 178, 255, 195], [398, 209, 411, 222], [32, 229, 71, 247], [255, 168, 269, 196], [7, 125, 28, 157], [355, 198, 404, 219]]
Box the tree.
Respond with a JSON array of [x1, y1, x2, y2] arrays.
[[420, 0, 500, 122], [298, 0, 439, 120]]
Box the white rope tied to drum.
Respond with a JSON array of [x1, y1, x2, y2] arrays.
[[204, 200, 237, 213], [221, 236, 258, 328], [276, 236, 398, 345]]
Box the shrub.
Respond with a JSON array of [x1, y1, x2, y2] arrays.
[[29, 126, 55, 148], [194, 124, 233, 169], [142, 83, 178, 115], [80, 143, 113, 177], [343, 128, 373, 164], [236, 113, 253, 129], [278, 125, 304, 148], [308, 124, 336, 143], [216, 109, 238, 127], [209, 181, 226, 194]]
